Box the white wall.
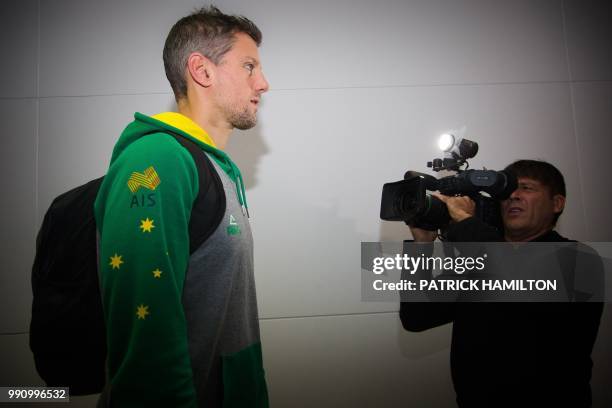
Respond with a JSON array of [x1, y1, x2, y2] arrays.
[[1, 0, 611, 406]]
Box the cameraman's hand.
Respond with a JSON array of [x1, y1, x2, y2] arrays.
[[409, 226, 437, 242], [433, 193, 475, 223]]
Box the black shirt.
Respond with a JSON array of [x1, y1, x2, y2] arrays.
[[400, 218, 603, 408]]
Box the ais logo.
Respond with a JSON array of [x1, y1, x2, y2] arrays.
[[128, 166, 160, 208], [130, 193, 156, 208], [127, 166, 160, 193]]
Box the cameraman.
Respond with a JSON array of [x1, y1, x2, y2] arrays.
[[400, 160, 603, 408]]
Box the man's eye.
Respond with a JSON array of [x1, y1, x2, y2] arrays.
[[245, 63, 254, 73]]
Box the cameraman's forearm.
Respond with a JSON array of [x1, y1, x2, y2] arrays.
[[400, 239, 456, 330], [408, 226, 437, 242]]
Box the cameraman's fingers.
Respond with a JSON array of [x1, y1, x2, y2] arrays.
[[431, 193, 475, 221], [431, 192, 448, 202], [448, 197, 475, 222]]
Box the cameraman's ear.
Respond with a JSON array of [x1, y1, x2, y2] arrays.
[[552, 194, 566, 214]]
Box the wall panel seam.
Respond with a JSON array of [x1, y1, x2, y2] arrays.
[[561, 0, 590, 239], [260, 311, 398, 321], [33, 79, 612, 99]]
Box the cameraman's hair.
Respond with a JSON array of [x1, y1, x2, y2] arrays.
[[504, 159, 566, 224], [163, 6, 262, 101]]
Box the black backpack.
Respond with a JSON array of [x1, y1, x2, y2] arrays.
[[30, 131, 225, 395]]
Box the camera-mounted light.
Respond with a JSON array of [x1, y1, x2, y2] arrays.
[[438, 133, 455, 152], [437, 133, 478, 160], [428, 127, 479, 172]]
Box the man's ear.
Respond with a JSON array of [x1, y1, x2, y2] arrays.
[[552, 194, 566, 214], [186, 52, 214, 88]]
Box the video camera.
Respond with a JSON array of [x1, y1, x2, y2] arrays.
[[379, 131, 517, 232]]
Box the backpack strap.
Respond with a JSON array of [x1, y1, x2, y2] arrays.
[[164, 131, 226, 253]]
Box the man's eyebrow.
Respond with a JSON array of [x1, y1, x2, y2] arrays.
[[243, 57, 260, 66]]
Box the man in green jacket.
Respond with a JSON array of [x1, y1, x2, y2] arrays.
[[94, 6, 270, 407]]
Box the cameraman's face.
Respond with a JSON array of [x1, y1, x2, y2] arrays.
[[501, 177, 565, 241]]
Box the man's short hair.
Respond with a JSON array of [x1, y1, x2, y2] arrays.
[[163, 6, 262, 101], [504, 159, 566, 224]]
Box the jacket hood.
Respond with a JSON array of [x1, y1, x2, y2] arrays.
[[110, 112, 249, 212]]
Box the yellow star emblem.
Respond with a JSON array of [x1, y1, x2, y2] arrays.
[[136, 304, 150, 320], [139, 218, 155, 233], [152, 269, 163, 278], [109, 254, 123, 269]]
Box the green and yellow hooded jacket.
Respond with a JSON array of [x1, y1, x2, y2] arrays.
[[94, 112, 268, 407]]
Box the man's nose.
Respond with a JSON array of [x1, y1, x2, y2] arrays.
[[256, 72, 269, 94], [509, 189, 521, 200]]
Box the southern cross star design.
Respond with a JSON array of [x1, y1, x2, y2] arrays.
[[140, 218, 155, 233], [136, 304, 150, 320], [109, 253, 123, 269]]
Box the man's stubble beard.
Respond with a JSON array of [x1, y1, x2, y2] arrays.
[[221, 100, 257, 130], [229, 108, 257, 130]]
